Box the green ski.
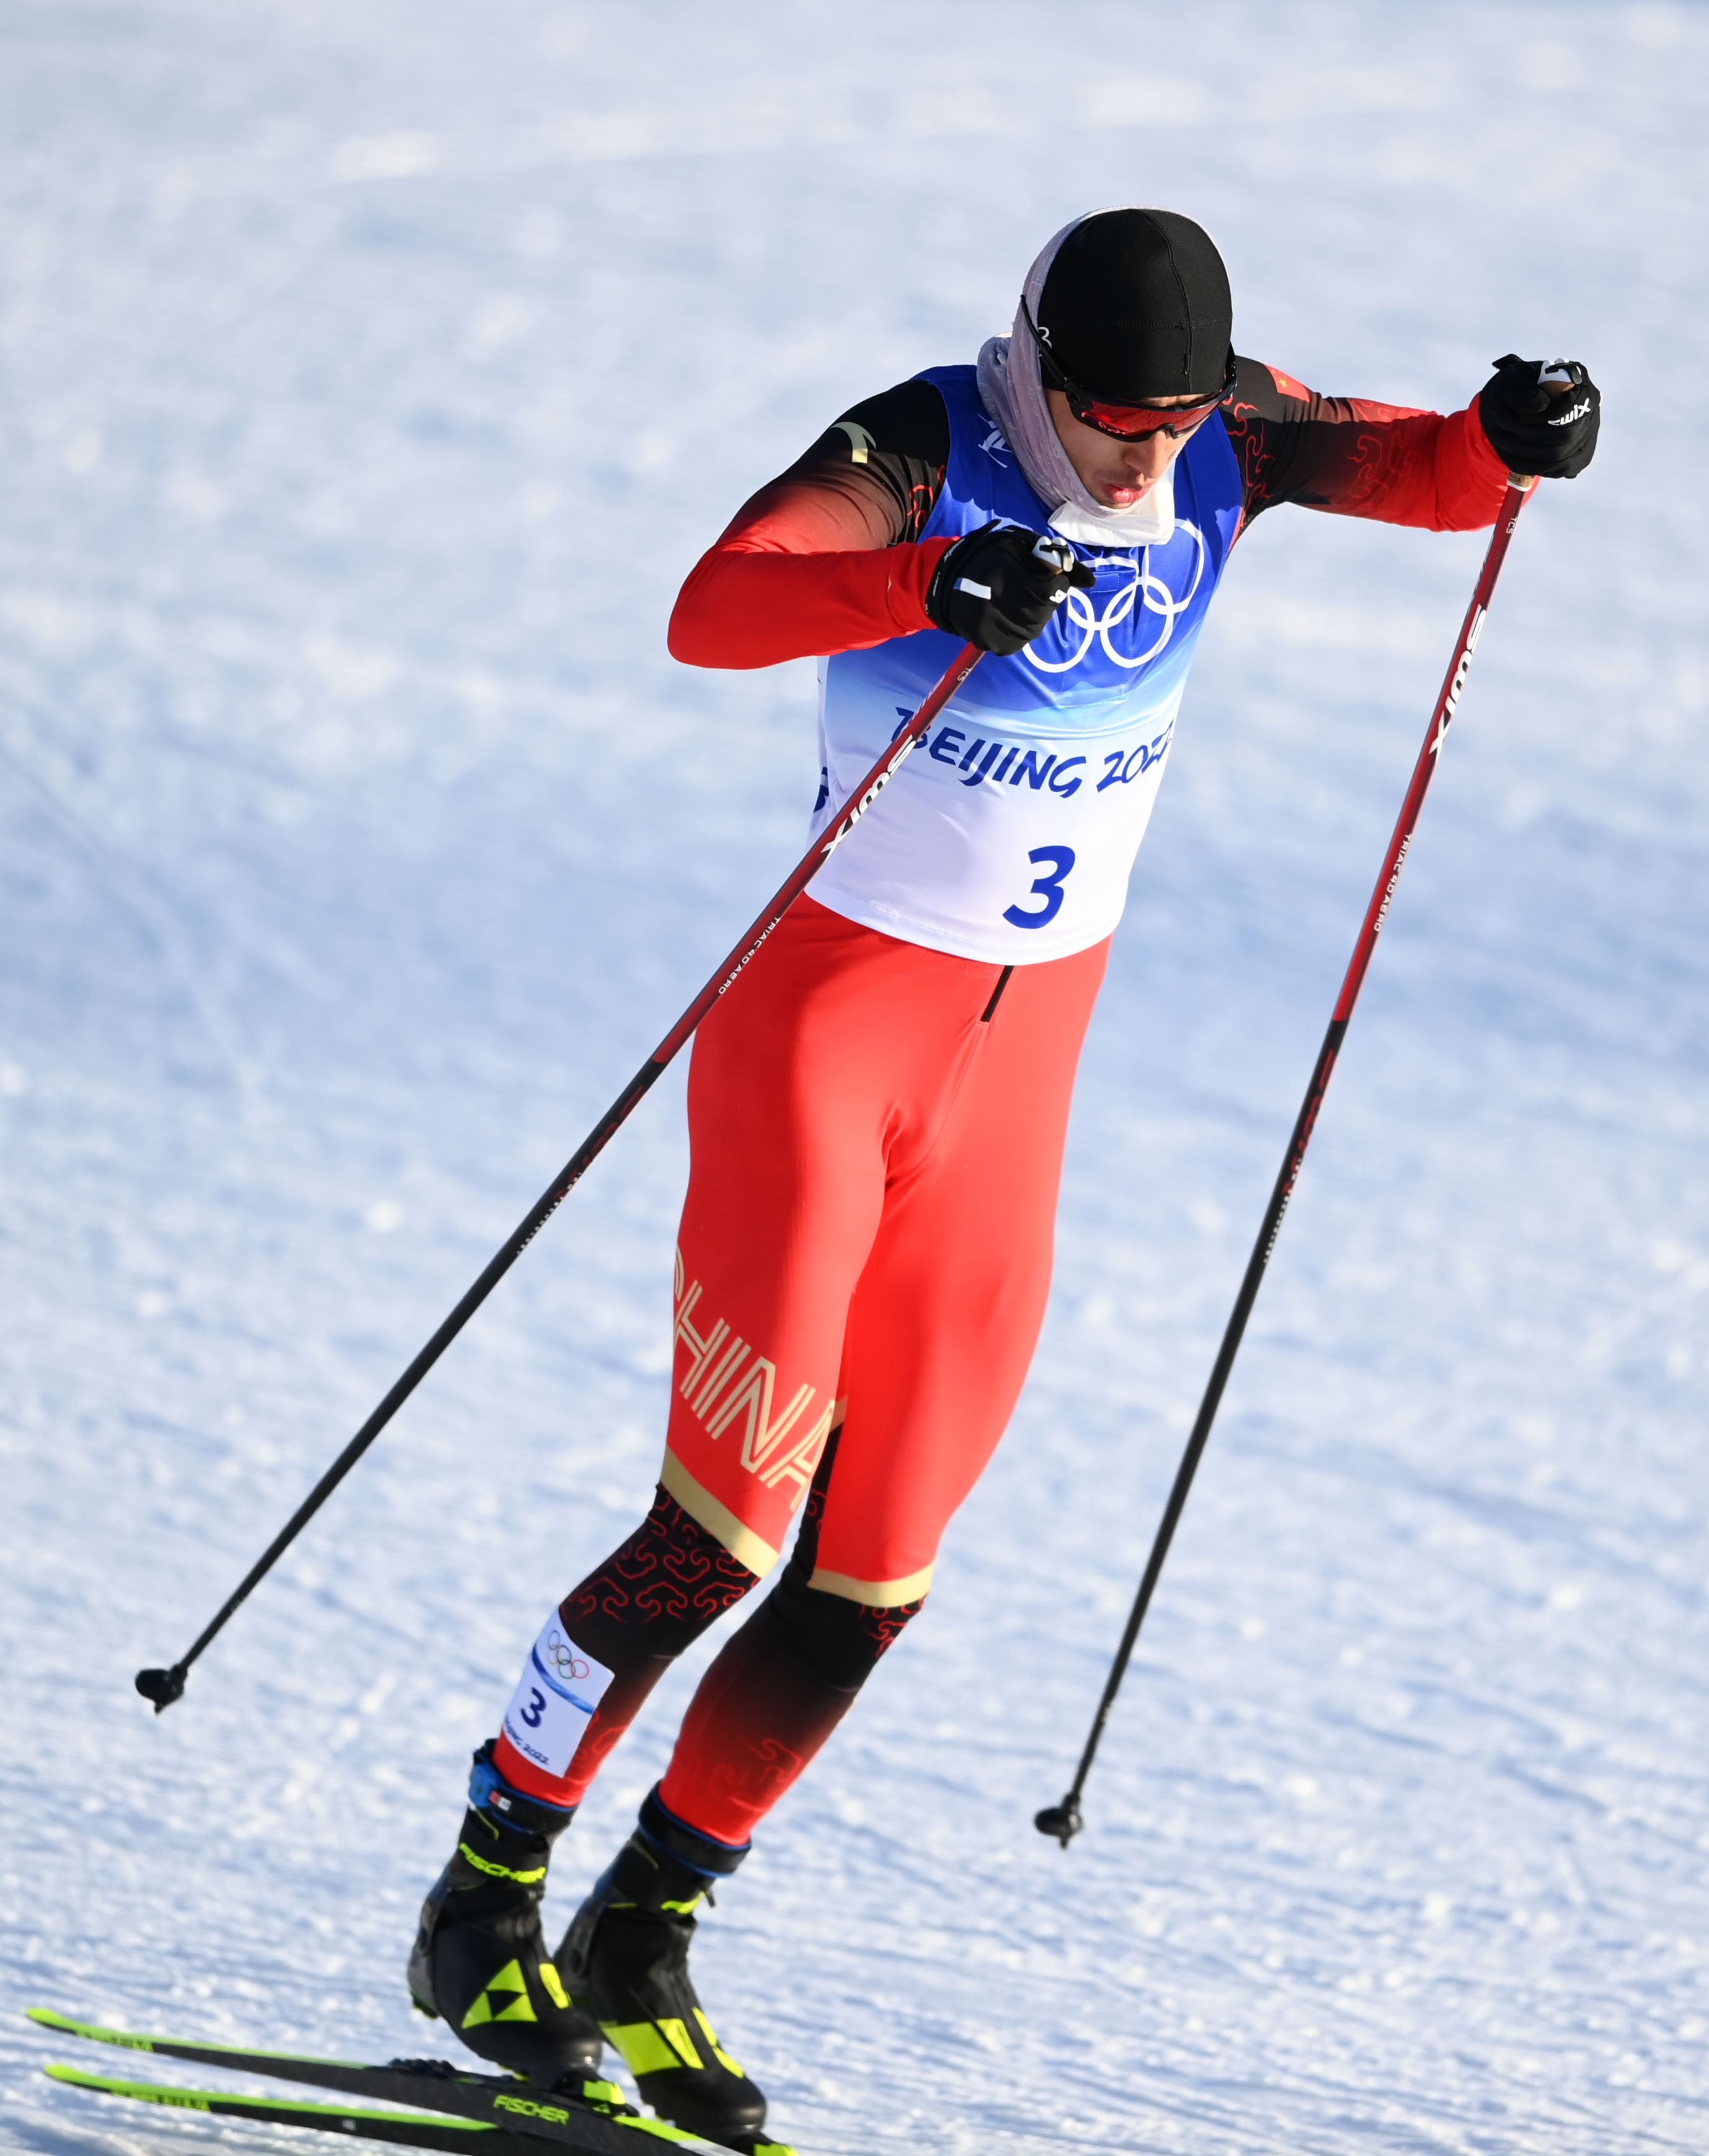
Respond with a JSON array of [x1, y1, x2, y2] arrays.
[[27, 2010, 770, 2155], [45, 2061, 559, 2154]]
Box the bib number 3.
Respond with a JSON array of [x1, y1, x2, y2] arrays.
[[1003, 845, 1076, 931]]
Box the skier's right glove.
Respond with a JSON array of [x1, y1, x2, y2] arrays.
[[925, 522, 1096, 655], [1478, 355, 1599, 479]]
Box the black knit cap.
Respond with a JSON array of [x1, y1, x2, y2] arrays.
[[1037, 208, 1232, 402]]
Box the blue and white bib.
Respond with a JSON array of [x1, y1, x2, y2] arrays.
[[806, 363, 1243, 962]]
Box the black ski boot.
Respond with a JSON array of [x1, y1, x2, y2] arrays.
[[409, 1740, 603, 2080], [556, 1787, 776, 2152]]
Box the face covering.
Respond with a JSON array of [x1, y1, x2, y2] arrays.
[[975, 205, 1232, 550]]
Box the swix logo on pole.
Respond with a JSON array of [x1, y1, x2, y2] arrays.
[[817, 727, 927, 859], [1431, 605, 1486, 756], [703, 649, 979, 1010], [812, 649, 981, 871]]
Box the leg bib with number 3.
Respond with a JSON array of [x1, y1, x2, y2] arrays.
[[500, 1612, 615, 1780]]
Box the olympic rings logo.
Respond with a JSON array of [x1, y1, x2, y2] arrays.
[[1024, 520, 1207, 675], [544, 1630, 592, 1683]]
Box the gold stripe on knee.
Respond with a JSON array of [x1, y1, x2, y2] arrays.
[[660, 1450, 781, 1578], [807, 1563, 934, 1606]]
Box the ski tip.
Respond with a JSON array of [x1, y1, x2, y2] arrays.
[[26, 2006, 153, 2048], [43, 2064, 178, 2098], [135, 1665, 187, 1711]]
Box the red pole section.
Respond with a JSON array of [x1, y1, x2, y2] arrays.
[[136, 642, 983, 1710], [1036, 477, 1537, 1845], [1333, 481, 1537, 1025], [652, 643, 982, 1060]]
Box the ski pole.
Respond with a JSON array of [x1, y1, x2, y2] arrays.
[[1036, 475, 1538, 1847], [136, 641, 984, 1713]]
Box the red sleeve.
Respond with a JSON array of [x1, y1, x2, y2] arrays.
[[1223, 361, 1510, 534], [668, 502, 956, 672], [670, 381, 957, 670]]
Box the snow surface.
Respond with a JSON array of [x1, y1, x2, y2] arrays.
[[2, 4, 1707, 2152]]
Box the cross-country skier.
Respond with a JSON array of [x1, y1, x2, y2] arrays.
[[407, 208, 1597, 2151]]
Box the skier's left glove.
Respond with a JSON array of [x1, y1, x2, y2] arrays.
[[926, 523, 1096, 655], [1478, 355, 1599, 479]]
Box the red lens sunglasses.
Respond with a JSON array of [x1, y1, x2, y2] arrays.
[[1021, 299, 1237, 441]]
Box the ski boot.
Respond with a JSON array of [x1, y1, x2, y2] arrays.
[[556, 1786, 774, 2151], [409, 1739, 603, 2080]]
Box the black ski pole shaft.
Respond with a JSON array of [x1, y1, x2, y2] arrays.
[[136, 643, 983, 1713], [1036, 477, 1538, 1847]]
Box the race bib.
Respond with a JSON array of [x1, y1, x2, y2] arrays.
[[500, 1613, 615, 1780]]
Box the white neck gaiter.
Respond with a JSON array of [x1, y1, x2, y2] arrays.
[[974, 213, 1176, 551]]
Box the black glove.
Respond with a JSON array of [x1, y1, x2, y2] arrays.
[[925, 523, 1096, 655], [1478, 355, 1599, 479]]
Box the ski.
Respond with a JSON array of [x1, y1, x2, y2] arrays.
[[43, 2061, 574, 2154], [27, 2009, 784, 2156]]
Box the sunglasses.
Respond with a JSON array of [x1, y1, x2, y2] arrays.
[[1021, 299, 1236, 441]]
